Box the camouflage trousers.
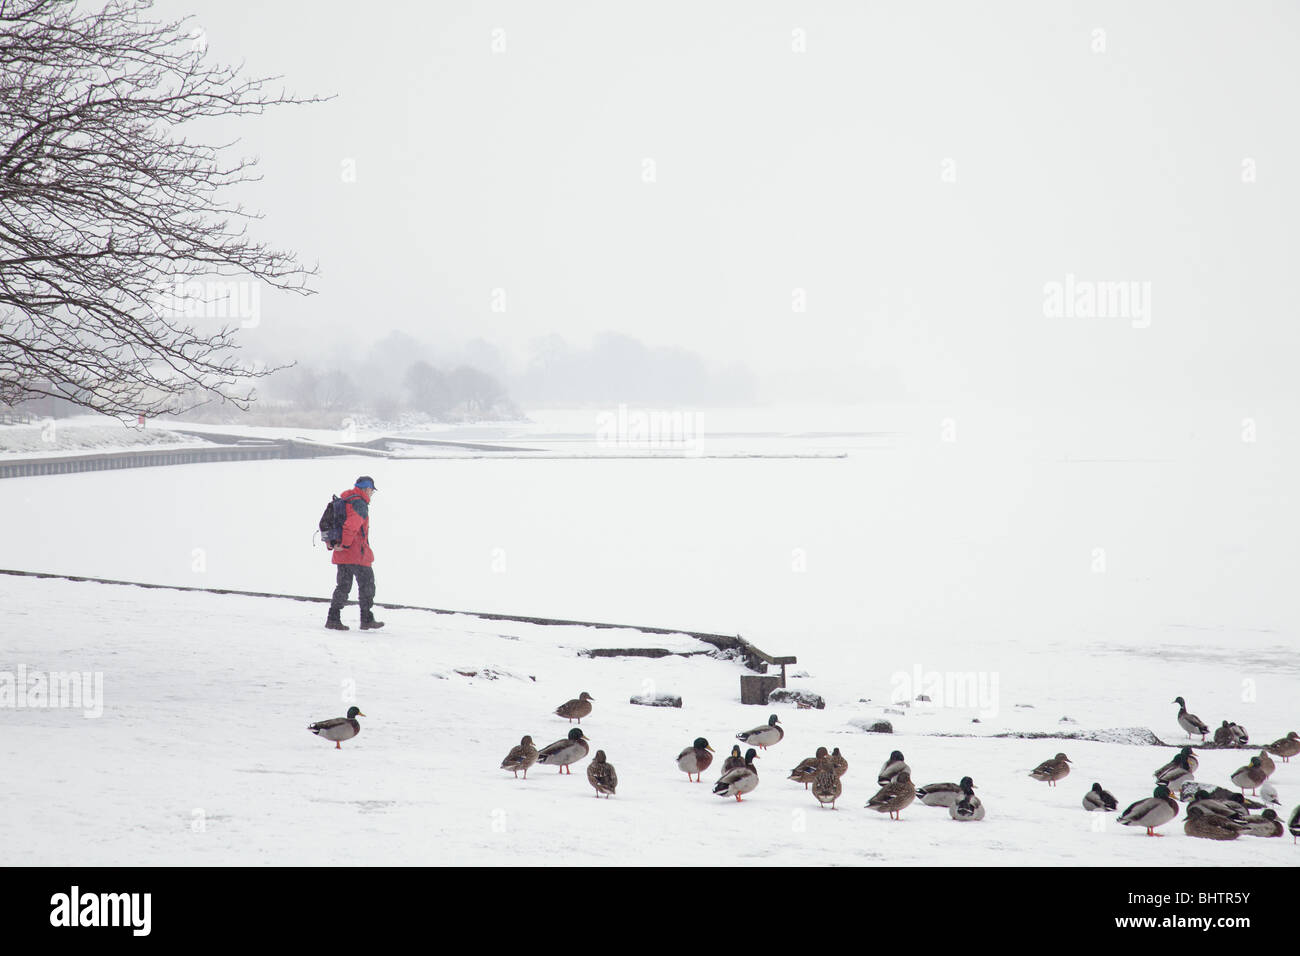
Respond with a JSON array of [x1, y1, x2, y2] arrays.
[[329, 564, 377, 620]]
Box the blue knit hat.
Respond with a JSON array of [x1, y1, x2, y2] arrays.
[[355, 475, 377, 490]]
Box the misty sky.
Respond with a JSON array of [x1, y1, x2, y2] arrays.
[[158, 0, 1300, 403]]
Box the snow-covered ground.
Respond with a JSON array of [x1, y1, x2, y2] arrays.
[[0, 419, 206, 459], [3, 572, 1295, 866], [2, 401, 1297, 864]]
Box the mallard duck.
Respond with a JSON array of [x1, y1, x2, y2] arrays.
[[1223, 792, 1260, 813], [713, 749, 760, 801], [555, 691, 594, 724], [308, 706, 364, 749], [866, 771, 916, 820], [1187, 790, 1250, 821], [1264, 731, 1300, 763], [788, 747, 830, 789], [537, 727, 590, 774], [736, 714, 783, 750], [1152, 750, 1195, 791], [1230, 756, 1269, 794], [721, 745, 745, 773], [950, 779, 984, 821], [1028, 753, 1071, 786], [830, 747, 848, 778], [1203, 787, 1260, 809], [877, 750, 910, 785], [1118, 785, 1179, 836], [587, 750, 618, 797], [1257, 750, 1276, 777], [1229, 721, 1249, 745], [1240, 808, 1283, 838], [916, 777, 974, 809], [1173, 697, 1209, 741], [676, 737, 715, 782], [1154, 746, 1199, 782], [1082, 782, 1118, 812], [1214, 720, 1246, 747], [811, 755, 843, 810], [1289, 805, 1300, 843], [1184, 803, 1245, 840], [500, 734, 539, 778]]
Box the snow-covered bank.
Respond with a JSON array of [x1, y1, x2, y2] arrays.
[[4, 401, 1297, 864], [0, 419, 203, 459], [3, 573, 1295, 865]]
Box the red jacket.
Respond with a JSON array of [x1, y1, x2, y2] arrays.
[[331, 486, 375, 566]]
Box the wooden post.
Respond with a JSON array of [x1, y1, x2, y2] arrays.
[[740, 675, 783, 705]]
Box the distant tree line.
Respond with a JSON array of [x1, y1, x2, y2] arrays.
[[5, 327, 757, 424], [516, 332, 755, 406], [262, 359, 517, 425]]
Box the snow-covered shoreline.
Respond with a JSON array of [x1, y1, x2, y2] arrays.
[[3, 573, 1294, 866]]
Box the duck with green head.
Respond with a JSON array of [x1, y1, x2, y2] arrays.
[[1082, 782, 1118, 812], [1154, 746, 1198, 784], [308, 706, 365, 749], [537, 727, 590, 774], [1241, 808, 1283, 838], [736, 714, 783, 750], [1230, 756, 1269, 795], [676, 737, 715, 782], [713, 748, 760, 801], [1118, 785, 1178, 836], [1173, 697, 1209, 741]]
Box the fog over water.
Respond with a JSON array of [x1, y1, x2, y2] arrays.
[[151, 0, 1300, 409]]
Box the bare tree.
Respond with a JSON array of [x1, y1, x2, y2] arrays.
[[449, 364, 505, 416], [403, 360, 451, 418], [0, 0, 324, 420]]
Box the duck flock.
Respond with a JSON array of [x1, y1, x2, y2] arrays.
[[310, 690, 1300, 844]]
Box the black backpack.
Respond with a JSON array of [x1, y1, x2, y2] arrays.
[[317, 495, 350, 548]]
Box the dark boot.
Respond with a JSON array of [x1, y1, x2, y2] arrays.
[[325, 608, 349, 631], [360, 610, 385, 630]]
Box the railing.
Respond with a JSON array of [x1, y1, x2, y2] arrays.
[[0, 566, 795, 676], [0, 443, 288, 479]]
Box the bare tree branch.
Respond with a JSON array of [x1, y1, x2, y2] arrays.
[[0, 0, 325, 420]]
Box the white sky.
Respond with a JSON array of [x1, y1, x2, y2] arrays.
[[159, 0, 1300, 402]]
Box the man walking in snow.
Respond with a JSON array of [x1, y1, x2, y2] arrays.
[[326, 475, 384, 631]]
